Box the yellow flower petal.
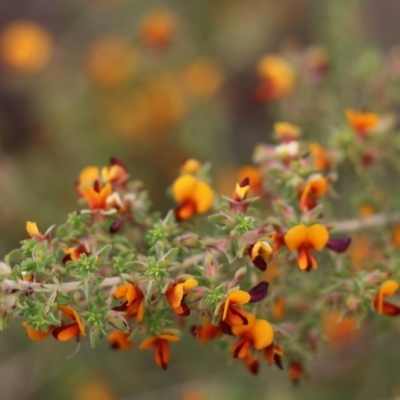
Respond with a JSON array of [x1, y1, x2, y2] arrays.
[[307, 224, 329, 250], [251, 318, 274, 350], [182, 278, 198, 291], [158, 334, 181, 342], [139, 337, 157, 350], [380, 280, 398, 297], [192, 181, 213, 213], [78, 166, 100, 186], [26, 221, 40, 238], [172, 174, 197, 203], [284, 225, 308, 251]]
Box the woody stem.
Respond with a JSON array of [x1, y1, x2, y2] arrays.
[[332, 211, 400, 234]]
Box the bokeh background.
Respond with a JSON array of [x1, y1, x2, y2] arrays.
[[1, 0, 400, 399]]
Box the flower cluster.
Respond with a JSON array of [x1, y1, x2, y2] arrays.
[[1, 115, 399, 382]]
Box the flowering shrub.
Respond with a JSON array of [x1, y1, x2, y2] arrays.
[[1, 108, 400, 382]]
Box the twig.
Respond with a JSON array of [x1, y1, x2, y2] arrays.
[[332, 211, 400, 234]]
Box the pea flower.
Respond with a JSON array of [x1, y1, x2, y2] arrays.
[[374, 280, 400, 316], [299, 174, 329, 212], [237, 166, 262, 193], [139, 333, 180, 370], [180, 158, 201, 175], [230, 177, 252, 214], [288, 361, 304, 384], [114, 283, 145, 322], [22, 322, 52, 341], [231, 312, 274, 359], [107, 331, 133, 350], [172, 174, 213, 220], [243, 354, 259, 375], [52, 305, 86, 341], [309, 142, 330, 171], [264, 343, 284, 369], [248, 241, 273, 271], [191, 322, 222, 344], [101, 157, 129, 188], [63, 244, 89, 263], [82, 180, 112, 211], [345, 108, 379, 138], [284, 224, 329, 271], [219, 290, 251, 326], [273, 122, 301, 143], [76, 166, 100, 196], [26, 221, 52, 242], [140, 10, 177, 50], [165, 277, 198, 316], [255, 55, 295, 102]]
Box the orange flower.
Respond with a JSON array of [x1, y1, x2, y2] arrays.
[[232, 178, 250, 202], [166, 277, 198, 316], [284, 224, 329, 271], [229, 177, 253, 214], [272, 296, 285, 320], [220, 290, 251, 326], [264, 343, 284, 369], [299, 175, 329, 212], [85, 35, 136, 87], [358, 204, 376, 218], [373, 280, 400, 316], [140, 10, 177, 50], [22, 322, 52, 341], [345, 109, 379, 138], [255, 55, 295, 102], [309, 142, 330, 171], [172, 174, 213, 220], [392, 225, 400, 247], [0, 20, 53, 74], [231, 312, 274, 358], [191, 322, 222, 344], [180, 158, 201, 175], [273, 122, 301, 142], [185, 58, 224, 99], [288, 361, 304, 384], [52, 305, 86, 341], [322, 312, 358, 349], [243, 354, 259, 375], [248, 241, 273, 271], [139, 333, 180, 370], [26, 221, 44, 240], [107, 331, 133, 350], [82, 181, 112, 210], [114, 283, 145, 322], [101, 157, 129, 188], [76, 166, 100, 196], [237, 166, 262, 193], [63, 245, 89, 263]]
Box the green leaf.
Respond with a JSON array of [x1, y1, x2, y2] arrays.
[[5, 249, 24, 267]]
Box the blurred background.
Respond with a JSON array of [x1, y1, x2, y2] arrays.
[[1, 0, 400, 398]]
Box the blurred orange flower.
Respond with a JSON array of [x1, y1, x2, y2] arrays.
[[85, 35, 137, 87], [0, 20, 53, 73], [140, 10, 177, 50], [255, 55, 295, 102], [345, 109, 379, 138], [185, 58, 224, 99], [322, 312, 358, 348], [237, 165, 262, 193]]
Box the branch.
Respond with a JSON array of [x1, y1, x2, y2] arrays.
[[332, 211, 400, 234]]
